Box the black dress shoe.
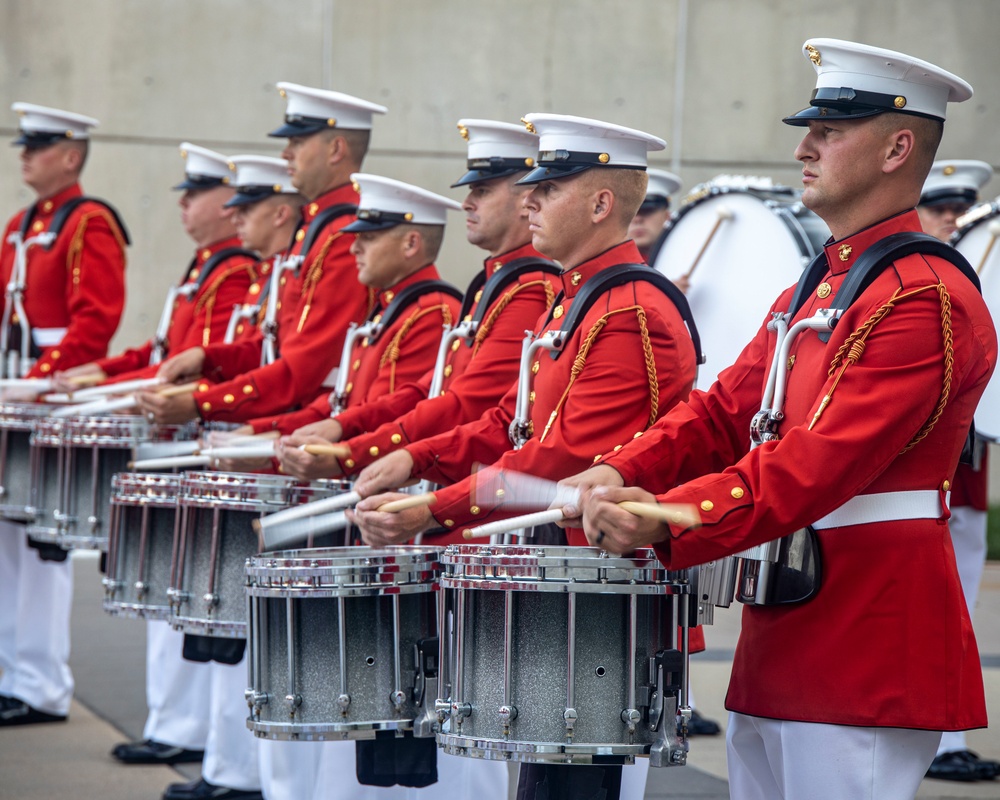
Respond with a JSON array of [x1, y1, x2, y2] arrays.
[[112, 738, 204, 765], [0, 696, 67, 727], [935, 750, 1000, 781], [678, 709, 721, 737], [925, 750, 980, 782], [162, 778, 264, 800]]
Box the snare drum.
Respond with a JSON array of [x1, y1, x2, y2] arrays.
[[651, 178, 829, 389], [169, 472, 351, 639], [245, 546, 442, 741], [436, 545, 691, 767], [954, 201, 1000, 440], [0, 402, 52, 522], [103, 472, 180, 620], [26, 415, 194, 550]]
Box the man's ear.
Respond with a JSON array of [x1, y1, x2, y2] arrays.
[[883, 128, 915, 175], [592, 187, 614, 222]]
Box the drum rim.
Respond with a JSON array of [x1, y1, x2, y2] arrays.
[[247, 718, 415, 738], [436, 731, 646, 761], [168, 616, 246, 638]]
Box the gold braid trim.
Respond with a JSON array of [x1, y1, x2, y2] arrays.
[[379, 304, 455, 393], [810, 283, 954, 453], [195, 262, 259, 347], [471, 279, 556, 358], [297, 231, 341, 332], [539, 305, 659, 443], [66, 210, 128, 294]]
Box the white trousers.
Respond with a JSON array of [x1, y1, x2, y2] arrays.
[[938, 505, 988, 756], [0, 522, 73, 715], [727, 712, 940, 800], [142, 620, 211, 749], [202, 654, 261, 791], [258, 739, 325, 800], [619, 757, 650, 799], [306, 740, 510, 800]]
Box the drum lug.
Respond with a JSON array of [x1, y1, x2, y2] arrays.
[[620, 707, 640, 735], [203, 592, 219, 608], [250, 691, 269, 709], [133, 581, 148, 598], [450, 701, 471, 722], [285, 693, 302, 713], [563, 707, 577, 738], [499, 704, 518, 738], [337, 693, 351, 713], [390, 690, 406, 710]]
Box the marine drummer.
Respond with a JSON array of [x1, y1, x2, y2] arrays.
[[916, 159, 1000, 783], [563, 38, 994, 799], [349, 113, 700, 800], [0, 103, 128, 728]]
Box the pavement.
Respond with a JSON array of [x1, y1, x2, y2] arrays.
[[0, 552, 997, 800]]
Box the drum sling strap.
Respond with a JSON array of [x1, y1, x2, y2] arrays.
[[365, 279, 464, 344], [747, 231, 982, 606], [295, 203, 358, 261], [458, 256, 561, 323]]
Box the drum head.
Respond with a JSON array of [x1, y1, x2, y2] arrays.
[[955, 206, 1000, 440], [652, 188, 827, 390]]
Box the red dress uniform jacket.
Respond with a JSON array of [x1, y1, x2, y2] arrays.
[[96, 236, 256, 378], [0, 183, 127, 375], [601, 211, 995, 731], [250, 264, 460, 435], [406, 241, 697, 540], [950, 458, 988, 511], [192, 184, 371, 422], [333, 243, 557, 474]]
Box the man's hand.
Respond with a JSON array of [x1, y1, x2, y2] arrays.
[[553, 464, 625, 527], [348, 491, 435, 547], [354, 450, 415, 497], [52, 363, 106, 393], [276, 433, 344, 481], [134, 390, 198, 425], [578, 485, 669, 554], [294, 418, 344, 442], [157, 347, 205, 384]]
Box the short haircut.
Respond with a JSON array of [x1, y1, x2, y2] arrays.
[[580, 168, 649, 226], [873, 112, 944, 179], [62, 138, 89, 171], [324, 128, 372, 165], [408, 223, 445, 261]]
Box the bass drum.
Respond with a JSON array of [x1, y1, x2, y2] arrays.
[[650, 179, 829, 390], [953, 200, 1000, 440]]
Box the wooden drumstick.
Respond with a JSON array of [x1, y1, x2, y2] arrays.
[[462, 501, 700, 539], [156, 381, 201, 397], [974, 220, 1000, 275], [376, 493, 437, 513], [682, 205, 733, 280], [301, 443, 351, 457]]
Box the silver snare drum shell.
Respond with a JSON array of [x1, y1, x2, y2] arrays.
[[103, 472, 180, 620], [245, 546, 442, 741], [436, 545, 691, 766], [169, 473, 349, 639], [0, 403, 53, 522]]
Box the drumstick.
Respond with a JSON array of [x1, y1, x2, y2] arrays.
[[56, 376, 163, 401], [301, 443, 351, 457], [376, 492, 437, 513], [157, 381, 201, 397], [50, 381, 202, 418], [974, 220, 1000, 275], [257, 510, 350, 552], [129, 442, 278, 470], [254, 492, 363, 533], [0, 377, 56, 391], [682, 205, 733, 280], [133, 431, 280, 462], [462, 501, 700, 539]]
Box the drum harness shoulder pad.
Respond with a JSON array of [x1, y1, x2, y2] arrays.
[[189, 246, 258, 292], [20, 195, 132, 246], [293, 203, 358, 265], [459, 256, 561, 323], [366, 279, 464, 345]]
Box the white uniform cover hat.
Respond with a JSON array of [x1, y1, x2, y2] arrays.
[[269, 82, 387, 137], [451, 119, 539, 187], [12, 102, 98, 147], [640, 168, 682, 211], [516, 113, 666, 184], [224, 155, 298, 207], [919, 160, 994, 207], [344, 173, 463, 232], [173, 142, 232, 191], [783, 38, 972, 126]]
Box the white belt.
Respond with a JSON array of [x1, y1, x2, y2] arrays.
[[31, 327, 67, 347], [812, 490, 949, 530]]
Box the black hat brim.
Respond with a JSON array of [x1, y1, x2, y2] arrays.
[[342, 218, 399, 233], [782, 105, 883, 127], [450, 167, 527, 188], [267, 121, 328, 138], [223, 192, 271, 208], [919, 187, 978, 208], [637, 197, 670, 214], [515, 164, 593, 185]]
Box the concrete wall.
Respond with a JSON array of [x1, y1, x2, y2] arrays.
[[1, 1, 999, 493]]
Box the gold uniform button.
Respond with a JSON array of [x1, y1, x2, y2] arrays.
[[352, 359, 361, 371], [470, 505, 480, 515], [201, 249, 211, 261], [443, 519, 454, 528], [198, 383, 209, 392], [816, 282, 832, 299], [345, 458, 355, 469], [369, 446, 379, 457], [32, 220, 44, 232], [345, 382, 353, 393], [552, 305, 564, 319], [383, 291, 394, 303], [463, 314, 472, 322], [190, 268, 200, 281], [40, 363, 51, 373], [570, 272, 582, 287], [223, 393, 235, 403], [201, 402, 212, 412], [361, 337, 369, 347], [633, 431, 643, 439], [529, 390, 535, 403], [390, 434, 402, 445], [51, 350, 60, 359], [942, 480, 951, 491], [280, 276, 287, 286], [474, 289, 483, 302], [236, 324, 244, 334], [249, 284, 261, 296], [700, 500, 714, 512], [242, 384, 253, 394], [492, 261, 503, 273], [295, 229, 305, 243], [308, 203, 319, 216], [613, 444, 623, 451], [731, 487, 745, 499], [593, 454, 603, 463], [443, 365, 453, 377], [531, 361, 540, 374], [495, 488, 505, 498], [42, 201, 53, 213], [451, 340, 461, 352]]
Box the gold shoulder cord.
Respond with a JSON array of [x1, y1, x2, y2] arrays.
[[809, 282, 954, 453], [67, 210, 128, 293], [472, 279, 556, 358], [379, 303, 455, 393], [196, 262, 260, 347], [539, 305, 659, 443], [296, 230, 342, 332]]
